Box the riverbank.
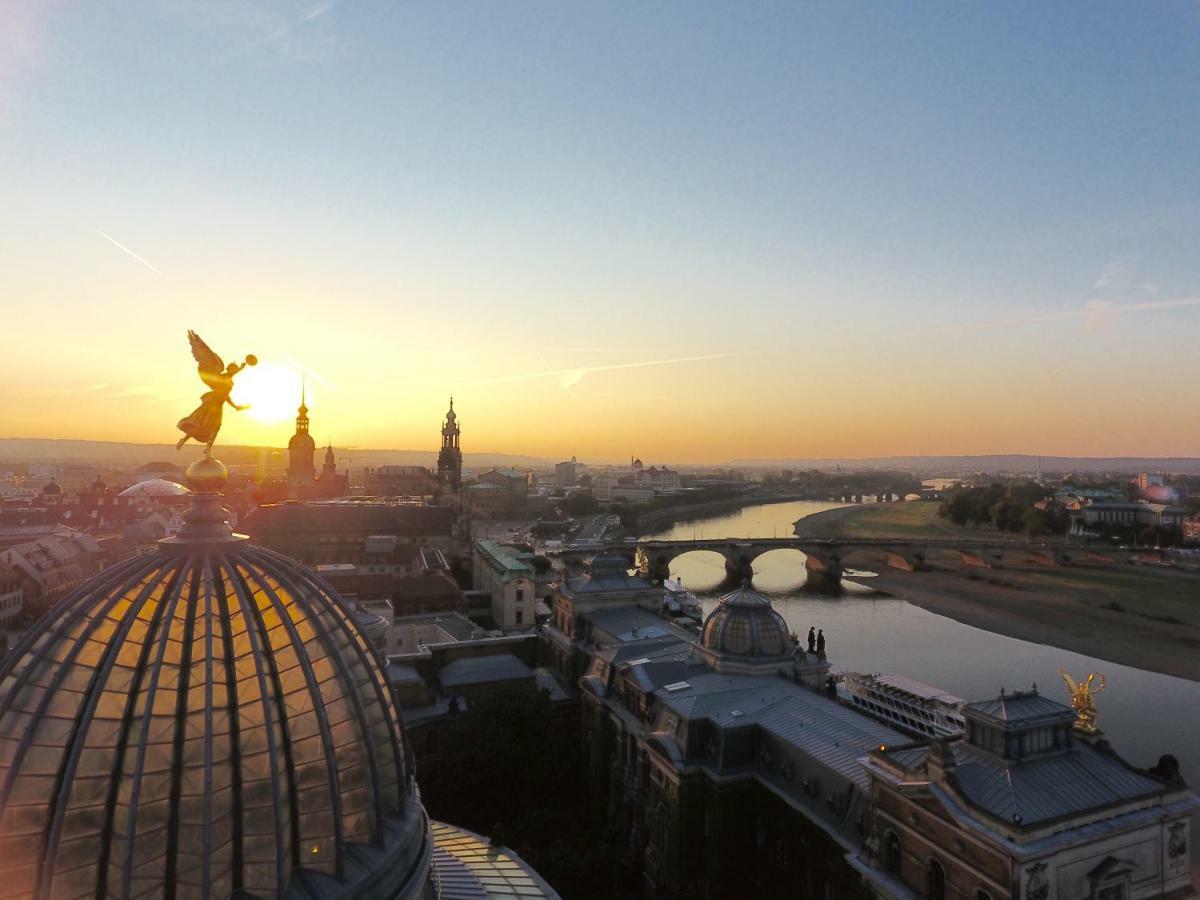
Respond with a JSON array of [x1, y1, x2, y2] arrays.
[[793, 500, 1070, 542], [633, 491, 825, 535], [849, 563, 1200, 683]]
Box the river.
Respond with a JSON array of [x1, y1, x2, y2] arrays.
[[642, 500, 1200, 785]]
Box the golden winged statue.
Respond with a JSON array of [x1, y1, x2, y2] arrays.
[[175, 330, 257, 453], [635, 546, 650, 576], [1059, 668, 1106, 734]]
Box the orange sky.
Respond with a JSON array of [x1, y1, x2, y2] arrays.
[[3, 5, 1199, 463]]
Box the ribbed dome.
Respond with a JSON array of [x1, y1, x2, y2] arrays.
[[0, 537, 431, 898], [289, 431, 316, 452], [701, 583, 792, 658]]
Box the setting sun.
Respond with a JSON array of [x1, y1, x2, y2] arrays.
[[232, 361, 303, 425]]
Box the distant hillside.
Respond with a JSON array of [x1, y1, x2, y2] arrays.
[[0, 438, 552, 471], [724, 454, 1200, 475]]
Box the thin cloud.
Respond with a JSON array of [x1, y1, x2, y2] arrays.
[[896, 297, 1200, 339], [96, 230, 162, 274], [1093, 257, 1158, 295], [479, 353, 728, 388], [212, 1, 339, 64], [282, 356, 335, 390]]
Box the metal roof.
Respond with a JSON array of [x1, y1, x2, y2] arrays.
[[657, 672, 906, 791], [965, 691, 1072, 725], [872, 674, 965, 706], [950, 742, 1165, 826], [438, 654, 534, 689], [475, 540, 535, 576], [584, 606, 695, 646]]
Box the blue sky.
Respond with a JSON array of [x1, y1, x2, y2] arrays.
[[2, 2, 1198, 459]]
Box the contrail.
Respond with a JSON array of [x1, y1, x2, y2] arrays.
[[480, 353, 727, 387], [96, 230, 162, 274], [895, 297, 1200, 339], [283, 356, 335, 390]]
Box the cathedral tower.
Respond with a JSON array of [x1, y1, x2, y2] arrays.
[[437, 397, 462, 492], [287, 381, 316, 488]]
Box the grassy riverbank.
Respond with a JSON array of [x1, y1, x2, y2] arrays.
[[794, 500, 1064, 542]]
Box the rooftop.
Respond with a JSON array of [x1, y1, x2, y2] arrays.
[[438, 654, 535, 689], [475, 540, 534, 576]]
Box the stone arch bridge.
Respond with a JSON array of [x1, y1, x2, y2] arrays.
[[555, 538, 1131, 591]]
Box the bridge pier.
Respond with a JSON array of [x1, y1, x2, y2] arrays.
[[803, 550, 842, 594], [723, 551, 755, 585], [649, 555, 672, 585]]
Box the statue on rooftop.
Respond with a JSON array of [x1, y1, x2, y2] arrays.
[[175, 330, 257, 453], [1059, 668, 1105, 734]]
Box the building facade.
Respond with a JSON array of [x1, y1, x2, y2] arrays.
[[472, 539, 538, 629], [541, 556, 1198, 900], [860, 689, 1196, 900], [243, 501, 455, 565]]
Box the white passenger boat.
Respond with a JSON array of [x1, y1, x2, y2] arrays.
[[836, 672, 966, 738], [662, 576, 704, 622]]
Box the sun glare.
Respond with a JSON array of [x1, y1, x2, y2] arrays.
[[233, 362, 303, 425]]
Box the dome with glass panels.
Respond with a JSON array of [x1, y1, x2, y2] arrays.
[[699, 582, 794, 672], [0, 457, 435, 899]]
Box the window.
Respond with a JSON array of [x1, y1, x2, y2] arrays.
[[516, 588, 525, 605], [884, 830, 902, 874], [515, 608, 523, 625], [927, 860, 945, 900], [1097, 886, 1126, 900]]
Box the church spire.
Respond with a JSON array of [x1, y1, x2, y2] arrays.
[[438, 394, 462, 493]]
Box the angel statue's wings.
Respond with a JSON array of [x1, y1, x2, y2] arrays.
[[188, 330, 224, 376], [1059, 669, 1078, 695], [1086, 673, 1106, 694]]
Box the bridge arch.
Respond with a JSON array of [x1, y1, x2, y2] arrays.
[[743, 547, 810, 591], [655, 548, 728, 591]]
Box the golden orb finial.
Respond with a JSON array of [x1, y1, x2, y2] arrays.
[[185, 454, 229, 493]]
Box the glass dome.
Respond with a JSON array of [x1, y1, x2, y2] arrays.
[[701, 582, 792, 658], [119, 477, 191, 497], [0, 538, 431, 898]]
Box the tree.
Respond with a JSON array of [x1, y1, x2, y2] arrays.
[[1022, 507, 1048, 539], [562, 491, 599, 516]]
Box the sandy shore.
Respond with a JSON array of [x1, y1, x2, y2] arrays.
[[798, 504, 1200, 682]]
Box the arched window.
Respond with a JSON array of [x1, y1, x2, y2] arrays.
[[927, 859, 946, 900], [883, 830, 902, 874]]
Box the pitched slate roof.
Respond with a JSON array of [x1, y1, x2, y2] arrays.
[[950, 741, 1165, 826], [965, 691, 1072, 725]]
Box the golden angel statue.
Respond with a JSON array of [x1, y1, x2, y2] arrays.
[[175, 331, 257, 452], [1059, 668, 1105, 734], [635, 546, 650, 576]]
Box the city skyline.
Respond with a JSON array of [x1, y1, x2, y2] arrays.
[[4, 3, 1200, 461]]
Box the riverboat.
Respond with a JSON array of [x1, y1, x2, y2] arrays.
[[662, 576, 704, 622], [836, 671, 966, 739]]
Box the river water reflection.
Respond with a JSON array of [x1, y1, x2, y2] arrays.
[[642, 500, 1200, 782]]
